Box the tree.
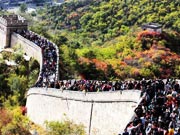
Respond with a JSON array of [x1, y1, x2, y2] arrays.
[[52, 34, 68, 46], [6, 74, 28, 105], [175, 65, 180, 78], [19, 3, 27, 13], [0, 108, 31, 135], [45, 120, 86, 135]]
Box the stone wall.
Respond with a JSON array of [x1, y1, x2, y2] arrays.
[[26, 88, 142, 135], [0, 28, 6, 49], [0, 18, 7, 48], [10, 32, 43, 70], [0, 15, 27, 48]]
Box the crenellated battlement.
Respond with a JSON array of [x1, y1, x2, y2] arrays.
[[0, 14, 28, 48], [0, 16, 8, 25], [7, 20, 28, 26], [0, 14, 28, 26]]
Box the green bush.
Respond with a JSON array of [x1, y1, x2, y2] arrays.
[[45, 120, 86, 135]]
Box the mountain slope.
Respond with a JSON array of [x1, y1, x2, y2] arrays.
[[30, 0, 180, 80]]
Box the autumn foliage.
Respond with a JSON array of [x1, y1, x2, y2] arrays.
[[0, 108, 31, 135], [78, 57, 108, 71], [76, 30, 180, 80], [137, 30, 162, 41]]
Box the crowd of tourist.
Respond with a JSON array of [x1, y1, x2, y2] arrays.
[[120, 78, 180, 135], [17, 30, 58, 87], [51, 79, 143, 92]]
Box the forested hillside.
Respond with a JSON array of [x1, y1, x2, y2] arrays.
[[0, 1, 179, 133], [27, 0, 180, 80]]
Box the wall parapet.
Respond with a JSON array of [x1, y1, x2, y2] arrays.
[[0, 14, 28, 26], [12, 33, 42, 53], [26, 88, 142, 135], [11, 32, 43, 83], [11, 30, 59, 86], [27, 88, 141, 103]]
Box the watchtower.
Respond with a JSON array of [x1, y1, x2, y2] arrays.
[[141, 23, 162, 33], [0, 14, 28, 49]]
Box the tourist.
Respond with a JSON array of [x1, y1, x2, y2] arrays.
[[123, 78, 180, 135], [168, 124, 175, 135], [17, 30, 58, 88], [175, 128, 180, 135]]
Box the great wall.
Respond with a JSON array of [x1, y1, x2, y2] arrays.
[[0, 14, 142, 135]]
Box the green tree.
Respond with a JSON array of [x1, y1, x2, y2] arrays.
[[45, 120, 86, 135], [19, 3, 27, 13], [52, 34, 68, 46], [6, 74, 28, 105], [175, 65, 180, 78], [140, 68, 154, 79]]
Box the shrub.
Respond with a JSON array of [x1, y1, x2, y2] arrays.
[[45, 120, 86, 135], [0, 107, 31, 135]]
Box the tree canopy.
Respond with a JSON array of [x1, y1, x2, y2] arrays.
[[27, 0, 180, 80]]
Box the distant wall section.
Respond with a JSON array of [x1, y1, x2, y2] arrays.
[[26, 88, 142, 135], [0, 14, 27, 48]]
